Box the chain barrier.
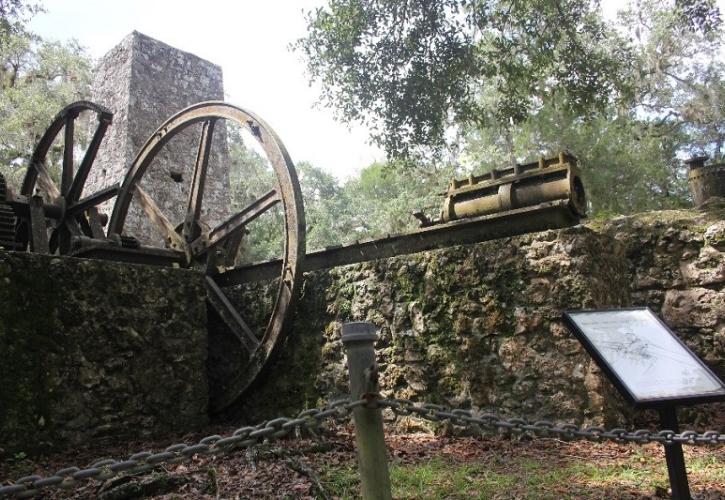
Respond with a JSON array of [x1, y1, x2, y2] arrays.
[[0, 399, 363, 498], [376, 397, 725, 446], [2, 396, 724, 497]]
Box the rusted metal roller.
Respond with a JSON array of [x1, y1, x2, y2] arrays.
[[439, 152, 586, 223]]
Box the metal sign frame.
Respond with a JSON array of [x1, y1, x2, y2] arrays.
[[563, 307, 725, 409]]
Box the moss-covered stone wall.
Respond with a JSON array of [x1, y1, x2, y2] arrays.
[[1, 202, 722, 455], [0, 253, 208, 456], [237, 201, 725, 428]]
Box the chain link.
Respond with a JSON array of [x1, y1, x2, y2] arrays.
[[376, 398, 725, 446], [0, 399, 360, 498], [2, 396, 723, 497]]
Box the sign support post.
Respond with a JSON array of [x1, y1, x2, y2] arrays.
[[658, 407, 691, 500]]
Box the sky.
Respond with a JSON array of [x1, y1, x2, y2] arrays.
[[28, 0, 384, 181]]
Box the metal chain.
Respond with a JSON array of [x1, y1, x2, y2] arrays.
[[376, 398, 725, 446], [0, 399, 363, 498], [3, 396, 724, 497]]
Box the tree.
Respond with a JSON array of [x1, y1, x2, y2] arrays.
[[228, 122, 465, 254], [0, 1, 92, 187], [676, 0, 722, 33], [334, 159, 462, 242], [296, 0, 633, 157], [297, 0, 725, 217], [226, 126, 286, 262], [296, 160, 353, 251], [459, 0, 724, 215], [0, 0, 42, 39], [227, 127, 352, 258], [619, 0, 725, 161]]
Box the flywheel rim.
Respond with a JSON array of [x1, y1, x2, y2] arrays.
[[108, 101, 306, 412]]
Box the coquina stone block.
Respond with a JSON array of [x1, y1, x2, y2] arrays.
[[0, 252, 208, 456], [2, 200, 723, 454]]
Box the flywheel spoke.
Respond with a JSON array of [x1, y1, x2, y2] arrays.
[[19, 101, 113, 255], [134, 185, 186, 251], [32, 161, 61, 200], [66, 183, 120, 217], [67, 113, 112, 203], [109, 102, 305, 412], [205, 276, 260, 353], [184, 119, 216, 242], [48, 219, 79, 254], [203, 189, 280, 252], [61, 112, 76, 195], [55, 218, 81, 254]]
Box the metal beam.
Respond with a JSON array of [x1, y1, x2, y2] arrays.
[[215, 200, 580, 287]]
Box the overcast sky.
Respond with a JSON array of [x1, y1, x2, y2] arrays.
[[27, 0, 718, 180]]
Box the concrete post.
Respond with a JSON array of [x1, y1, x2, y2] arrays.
[[342, 322, 392, 500]]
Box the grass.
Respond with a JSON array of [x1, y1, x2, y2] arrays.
[[320, 443, 725, 499]]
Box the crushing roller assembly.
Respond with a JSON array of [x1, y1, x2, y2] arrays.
[[0, 100, 587, 411]]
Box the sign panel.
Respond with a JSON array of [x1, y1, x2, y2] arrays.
[[564, 308, 725, 408]]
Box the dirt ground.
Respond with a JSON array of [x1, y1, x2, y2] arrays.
[[2, 420, 724, 499]]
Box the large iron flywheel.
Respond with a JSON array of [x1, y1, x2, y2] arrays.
[[108, 101, 306, 412]]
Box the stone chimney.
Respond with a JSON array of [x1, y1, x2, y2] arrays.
[[86, 31, 230, 245]]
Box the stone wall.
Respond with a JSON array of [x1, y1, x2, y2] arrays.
[[0, 203, 721, 456], [234, 201, 725, 429], [599, 202, 724, 376], [0, 252, 208, 456], [87, 31, 230, 245]]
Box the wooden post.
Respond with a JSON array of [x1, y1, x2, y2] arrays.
[[342, 322, 392, 500]]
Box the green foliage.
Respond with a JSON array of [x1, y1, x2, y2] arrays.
[[228, 126, 463, 255], [298, 0, 724, 217], [676, 0, 722, 33], [227, 126, 285, 262], [227, 126, 355, 259], [0, 1, 92, 187], [297, 160, 351, 250], [339, 159, 460, 242], [296, 0, 633, 157], [0, 0, 42, 37], [463, 99, 692, 215], [619, 0, 725, 161]]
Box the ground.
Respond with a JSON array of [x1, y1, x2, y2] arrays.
[[2, 421, 724, 499]]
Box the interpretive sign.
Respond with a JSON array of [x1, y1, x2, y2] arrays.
[[563, 307, 725, 408]]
